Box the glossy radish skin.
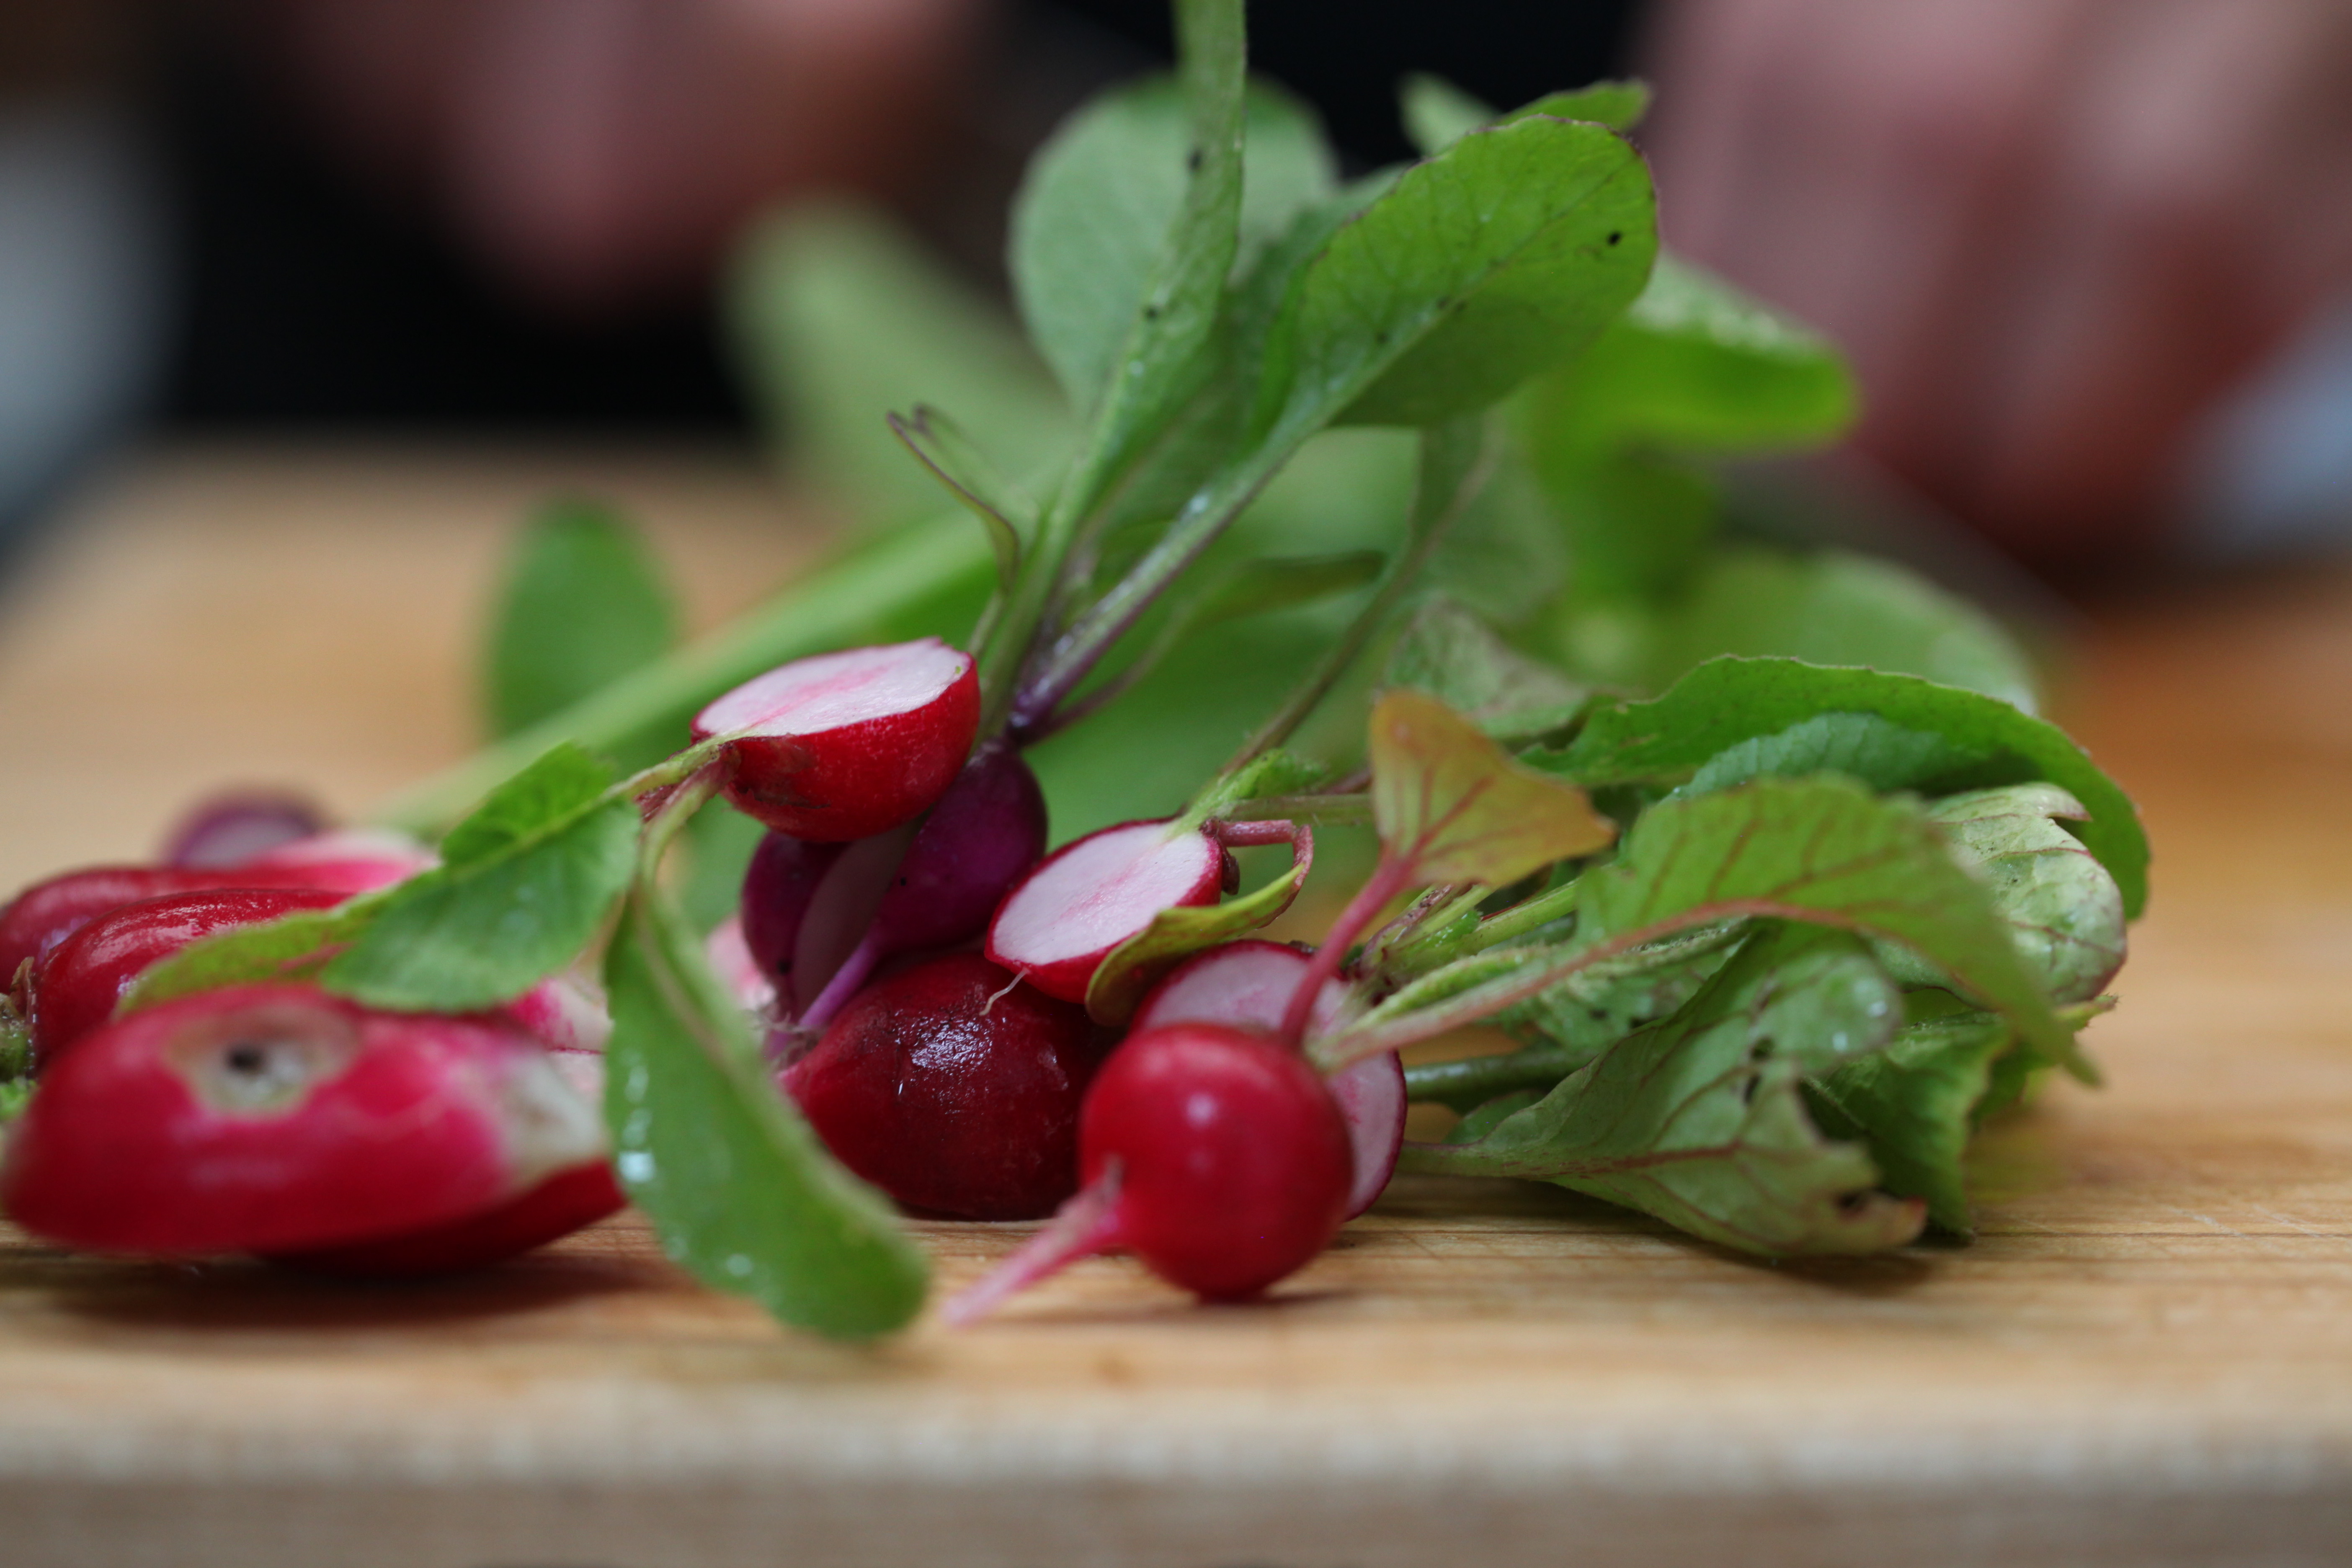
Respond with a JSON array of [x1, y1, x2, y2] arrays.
[[738, 833, 846, 988], [790, 745, 1049, 1032], [161, 793, 325, 868], [693, 638, 980, 841], [0, 984, 604, 1257], [0, 857, 423, 983], [1131, 939, 1404, 1219], [984, 819, 1223, 1004], [783, 953, 1098, 1220], [269, 1159, 624, 1277], [944, 1022, 1352, 1321], [28, 887, 346, 1066]]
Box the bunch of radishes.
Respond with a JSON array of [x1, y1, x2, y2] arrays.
[[0, 631, 1402, 1312], [0, 813, 626, 1274]]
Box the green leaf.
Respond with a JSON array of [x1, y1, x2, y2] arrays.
[[483, 500, 680, 743], [887, 405, 1036, 591], [1264, 115, 1655, 431], [1085, 831, 1314, 1025], [1490, 920, 1745, 1070], [605, 765, 927, 1340], [1444, 1088, 1544, 1143], [1405, 925, 1925, 1255], [1880, 784, 2128, 1006], [1384, 596, 1588, 743], [439, 743, 617, 865], [1537, 449, 1721, 606], [1578, 776, 2083, 1075], [321, 745, 637, 1012], [1602, 547, 2043, 712], [729, 204, 1073, 526], [1522, 254, 1857, 459], [1807, 1010, 2014, 1234], [1187, 748, 1334, 823], [1369, 689, 1616, 887], [1534, 657, 2148, 916], [1401, 75, 1653, 158], [1681, 711, 1989, 797], [1012, 72, 1335, 415], [0, 992, 31, 1085]]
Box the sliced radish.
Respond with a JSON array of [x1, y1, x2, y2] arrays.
[[1132, 939, 1404, 1218], [703, 914, 778, 1017], [692, 638, 980, 841], [1, 984, 604, 1257], [984, 819, 1223, 1004]]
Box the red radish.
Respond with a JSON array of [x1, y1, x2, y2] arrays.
[[0, 856, 423, 982], [945, 1021, 1352, 1321], [692, 638, 980, 841], [237, 828, 434, 879], [791, 744, 1049, 1032], [985, 818, 1224, 1004], [501, 967, 612, 1059], [269, 1160, 624, 1277], [738, 832, 846, 988], [0, 984, 604, 1257], [160, 792, 325, 867], [782, 953, 1099, 1220], [1132, 939, 1404, 1219], [28, 887, 346, 1065]]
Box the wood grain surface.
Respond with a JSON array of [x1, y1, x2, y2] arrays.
[[1, 446, 2347, 1568]]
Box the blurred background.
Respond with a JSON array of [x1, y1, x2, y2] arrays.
[[2, 0, 2348, 580]]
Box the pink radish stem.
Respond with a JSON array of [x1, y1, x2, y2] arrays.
[[941, 1163, 1126, 1327]]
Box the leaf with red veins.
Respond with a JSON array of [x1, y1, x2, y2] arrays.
[[1368, 690, 1614, 889]]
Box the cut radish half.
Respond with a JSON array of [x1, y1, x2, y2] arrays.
[[985, 819, 1222, 1004], [1132, 939, 1404, 1218], [692, 639, 980, 841]]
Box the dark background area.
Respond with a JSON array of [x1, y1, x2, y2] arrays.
[[156, 0, 1642, 433]]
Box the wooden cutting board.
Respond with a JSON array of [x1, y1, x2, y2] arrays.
[[1, 446, 2346, 1568]]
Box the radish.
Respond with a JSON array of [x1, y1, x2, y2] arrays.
[[984, 818, 1224, 1004], [1132, 939, 1405, 1219], [160, 792, 325, 867], [737, 832, 846, 991], [27, 886, 347, 1066], [704, 914, 779, 1017], [269, 1160, 624, 1277], [789, 743, 1048, 1032], [944, 1021, 1352, 1321], [0, 855, 423, 983], [782, 952, 1099, 1220], [692, 638, 980, 841], [0, 984, 605, 1257]]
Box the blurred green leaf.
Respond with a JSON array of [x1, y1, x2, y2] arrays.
[[483, 500, 679, 744]]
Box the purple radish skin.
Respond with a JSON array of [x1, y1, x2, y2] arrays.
[[792, 745, 1048, 1034]]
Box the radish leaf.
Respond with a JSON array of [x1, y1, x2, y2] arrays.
[[1368, 689, 1616, 888]]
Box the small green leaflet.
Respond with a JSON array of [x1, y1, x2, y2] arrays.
[[1384, 595, 1589, 743], [1011, 74, 1335, 415], [1400, 75, 1653, 159], [1085, 830, 1314, 1025], [1610, 547, 2043, 713], [605, 763, 927, 1340], [483, 499, 680, 745], [1184, 748, 1333, 825], [730, 204, 1073, 527], [1369, 690, 1617, 888], [1262, 113, 1656, 432], [322, 744, 637, 1012], [887, 405, 1035, 591], [1403, 924, 1925, 1256], [1536, 657, 2149, 917], [1877, 784, 2128, 1006], [1578, 776, 2084, 1077], [1679, 711, 1987, 798], [1489, 921, 1745, 1073], [1807, 1010, 2015, 1235], [1522, 254, 1857, 459]]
